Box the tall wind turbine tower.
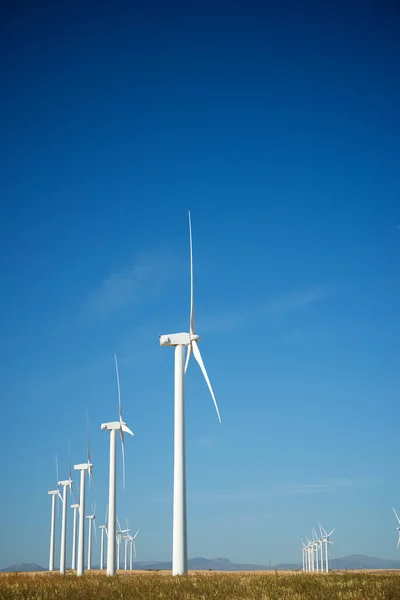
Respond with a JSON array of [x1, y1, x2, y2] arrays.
[[58, 472, 73, 575], [99, 507, 108, 570], [101, 355, 134, 576], [71, 503, 79, 570], [48, 489, 61, 571], [74, 432, 94, 577], [160, 211, 222, 576], [86, 505, 96, 570], [48, 455, 61, 572], [393, 508, 400, 548]]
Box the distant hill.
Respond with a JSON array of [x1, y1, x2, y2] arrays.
[[330, 555, 400, 570], [133, 557, 271, 571], [138, 555, 400, 572], [1, 555, 400, 573], [0, 563, 47, 573]]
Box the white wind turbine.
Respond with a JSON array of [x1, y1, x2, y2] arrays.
[[319, 524, 335, 572], [160, 211, 222, 576], [86, 504, 97, 570], [74, 423, 95, 577], [312, 529, 320, 573], [101, 358, 134, 577], [123, 519, 131, 570], [392, 508, 400, 549], [71, 503, 79, 570], [58, 452, 74, 575], [126, 528, 139, 570], [305, 536, 313, 572], [99, 507, 108, 570], [301, 539, 307, 572], [116, 517, 130, 570], [48, 455, 62, 572]]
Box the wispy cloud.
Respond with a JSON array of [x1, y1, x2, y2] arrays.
[[153, 477, 370, 504], [199, 284, 330, 335], [263, 285, 329, 316], [85, 251, 176, 315]]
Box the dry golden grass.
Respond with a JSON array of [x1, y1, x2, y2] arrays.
[[0, 570, 399, 599]]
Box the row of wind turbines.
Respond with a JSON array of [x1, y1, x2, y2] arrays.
[[48, 354, 138, 576], [48, 212, 221, 576], [301, 525, 335, 573]]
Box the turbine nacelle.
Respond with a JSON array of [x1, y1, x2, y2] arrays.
[[48, 490, 59, 495], [71, 503, 79, 509], [101, 421, 134, 436], [74, 463, 91, 471], [58, 479, 72, 487], [160, 332, 200, 347]]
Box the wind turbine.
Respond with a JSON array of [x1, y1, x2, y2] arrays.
[[393, 508, 400, 549], [58, 451, 74, 575], [123, 519, 131, 570], [71, 503, 79, 570], [312, 529, 320, 573], [99, 507, 108, 570], [101, 355, 134, 576], [116, 517, 130, 570], [320, 524, 335, 572], [48, 455, 62, 572], [301, 539, 307, 572], [127, 528, 140, 570], [74, 421, 95, 577], [159, 211, 221, 576], [305, 536, 313, 572], [86, 505, 97, 570]]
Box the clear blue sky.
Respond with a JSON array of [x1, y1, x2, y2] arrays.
[[1, 0, 399, 569]]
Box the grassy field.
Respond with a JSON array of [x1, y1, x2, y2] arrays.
[[0, 570, 399, 599]]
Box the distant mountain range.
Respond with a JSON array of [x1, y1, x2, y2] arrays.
[[0, 563, 47, 573], [2, 555, 400, 573]]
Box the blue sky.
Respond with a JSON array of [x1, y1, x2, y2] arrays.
[[0, 0, 399, 568]]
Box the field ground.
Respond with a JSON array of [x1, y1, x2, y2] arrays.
[[0, 570, 399, 599]]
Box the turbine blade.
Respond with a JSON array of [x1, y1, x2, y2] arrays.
[[398, 533, 400, 550], [393, 508, 400, 525], [105, 505, 108, 525], [192, 339, 221, 423], [133, 540, 136, 559], [88, 466, 96, 490], [93, 520, 97, 544], [121, 423, 134, 436], [117, 517, 122, 533], [133, 528, 140, 540], [115, 354, 122, 423], [55, 453, 59, 486], [184, 344, 192, 373], [327, 528, 335, 537], [120, 428, 126, 489], [188, 210, 195, 335], [68, 439, 72, 480]]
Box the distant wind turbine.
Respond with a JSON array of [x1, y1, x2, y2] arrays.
[[48, 455, 62, 573], [101, 356, 134, 576], [74, 418, 95, 577], [86, 505, 97, 570], [392, 508, 400, 549], [319, 524, 335, 572], [159, 211, 221, 576], [99, 506, 108, 570], [127, 528, 140, 570], [58, 450, 74, 575], [71, 503, 79, 570]]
